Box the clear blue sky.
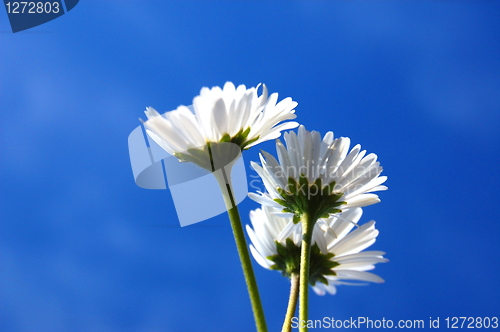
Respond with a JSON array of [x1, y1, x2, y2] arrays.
[[1, 2, 499, 331]]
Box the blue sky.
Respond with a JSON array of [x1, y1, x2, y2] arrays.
[[1, 1, 499, 331]]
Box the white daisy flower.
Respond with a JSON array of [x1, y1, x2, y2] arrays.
[[142, 82, 299, 169], [248, 125, 387, 223], [246, 206, 387, 295]]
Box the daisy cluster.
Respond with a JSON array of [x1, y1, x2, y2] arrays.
[[141, 82, 387, 298]]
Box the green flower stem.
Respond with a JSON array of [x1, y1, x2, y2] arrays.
[[215, 166, 268, 332], [281, 273, 299, 332], [299, 212, 314, 332]]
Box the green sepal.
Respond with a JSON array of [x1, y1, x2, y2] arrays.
[[273, 175, 346, 223], [220, 133, 231, 143], [308, 244, 339, 286], [268, 240, 340, 286], [241, 136, 259, 150], [267, 239, 301, 278], [219, 127, 259, 150]]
